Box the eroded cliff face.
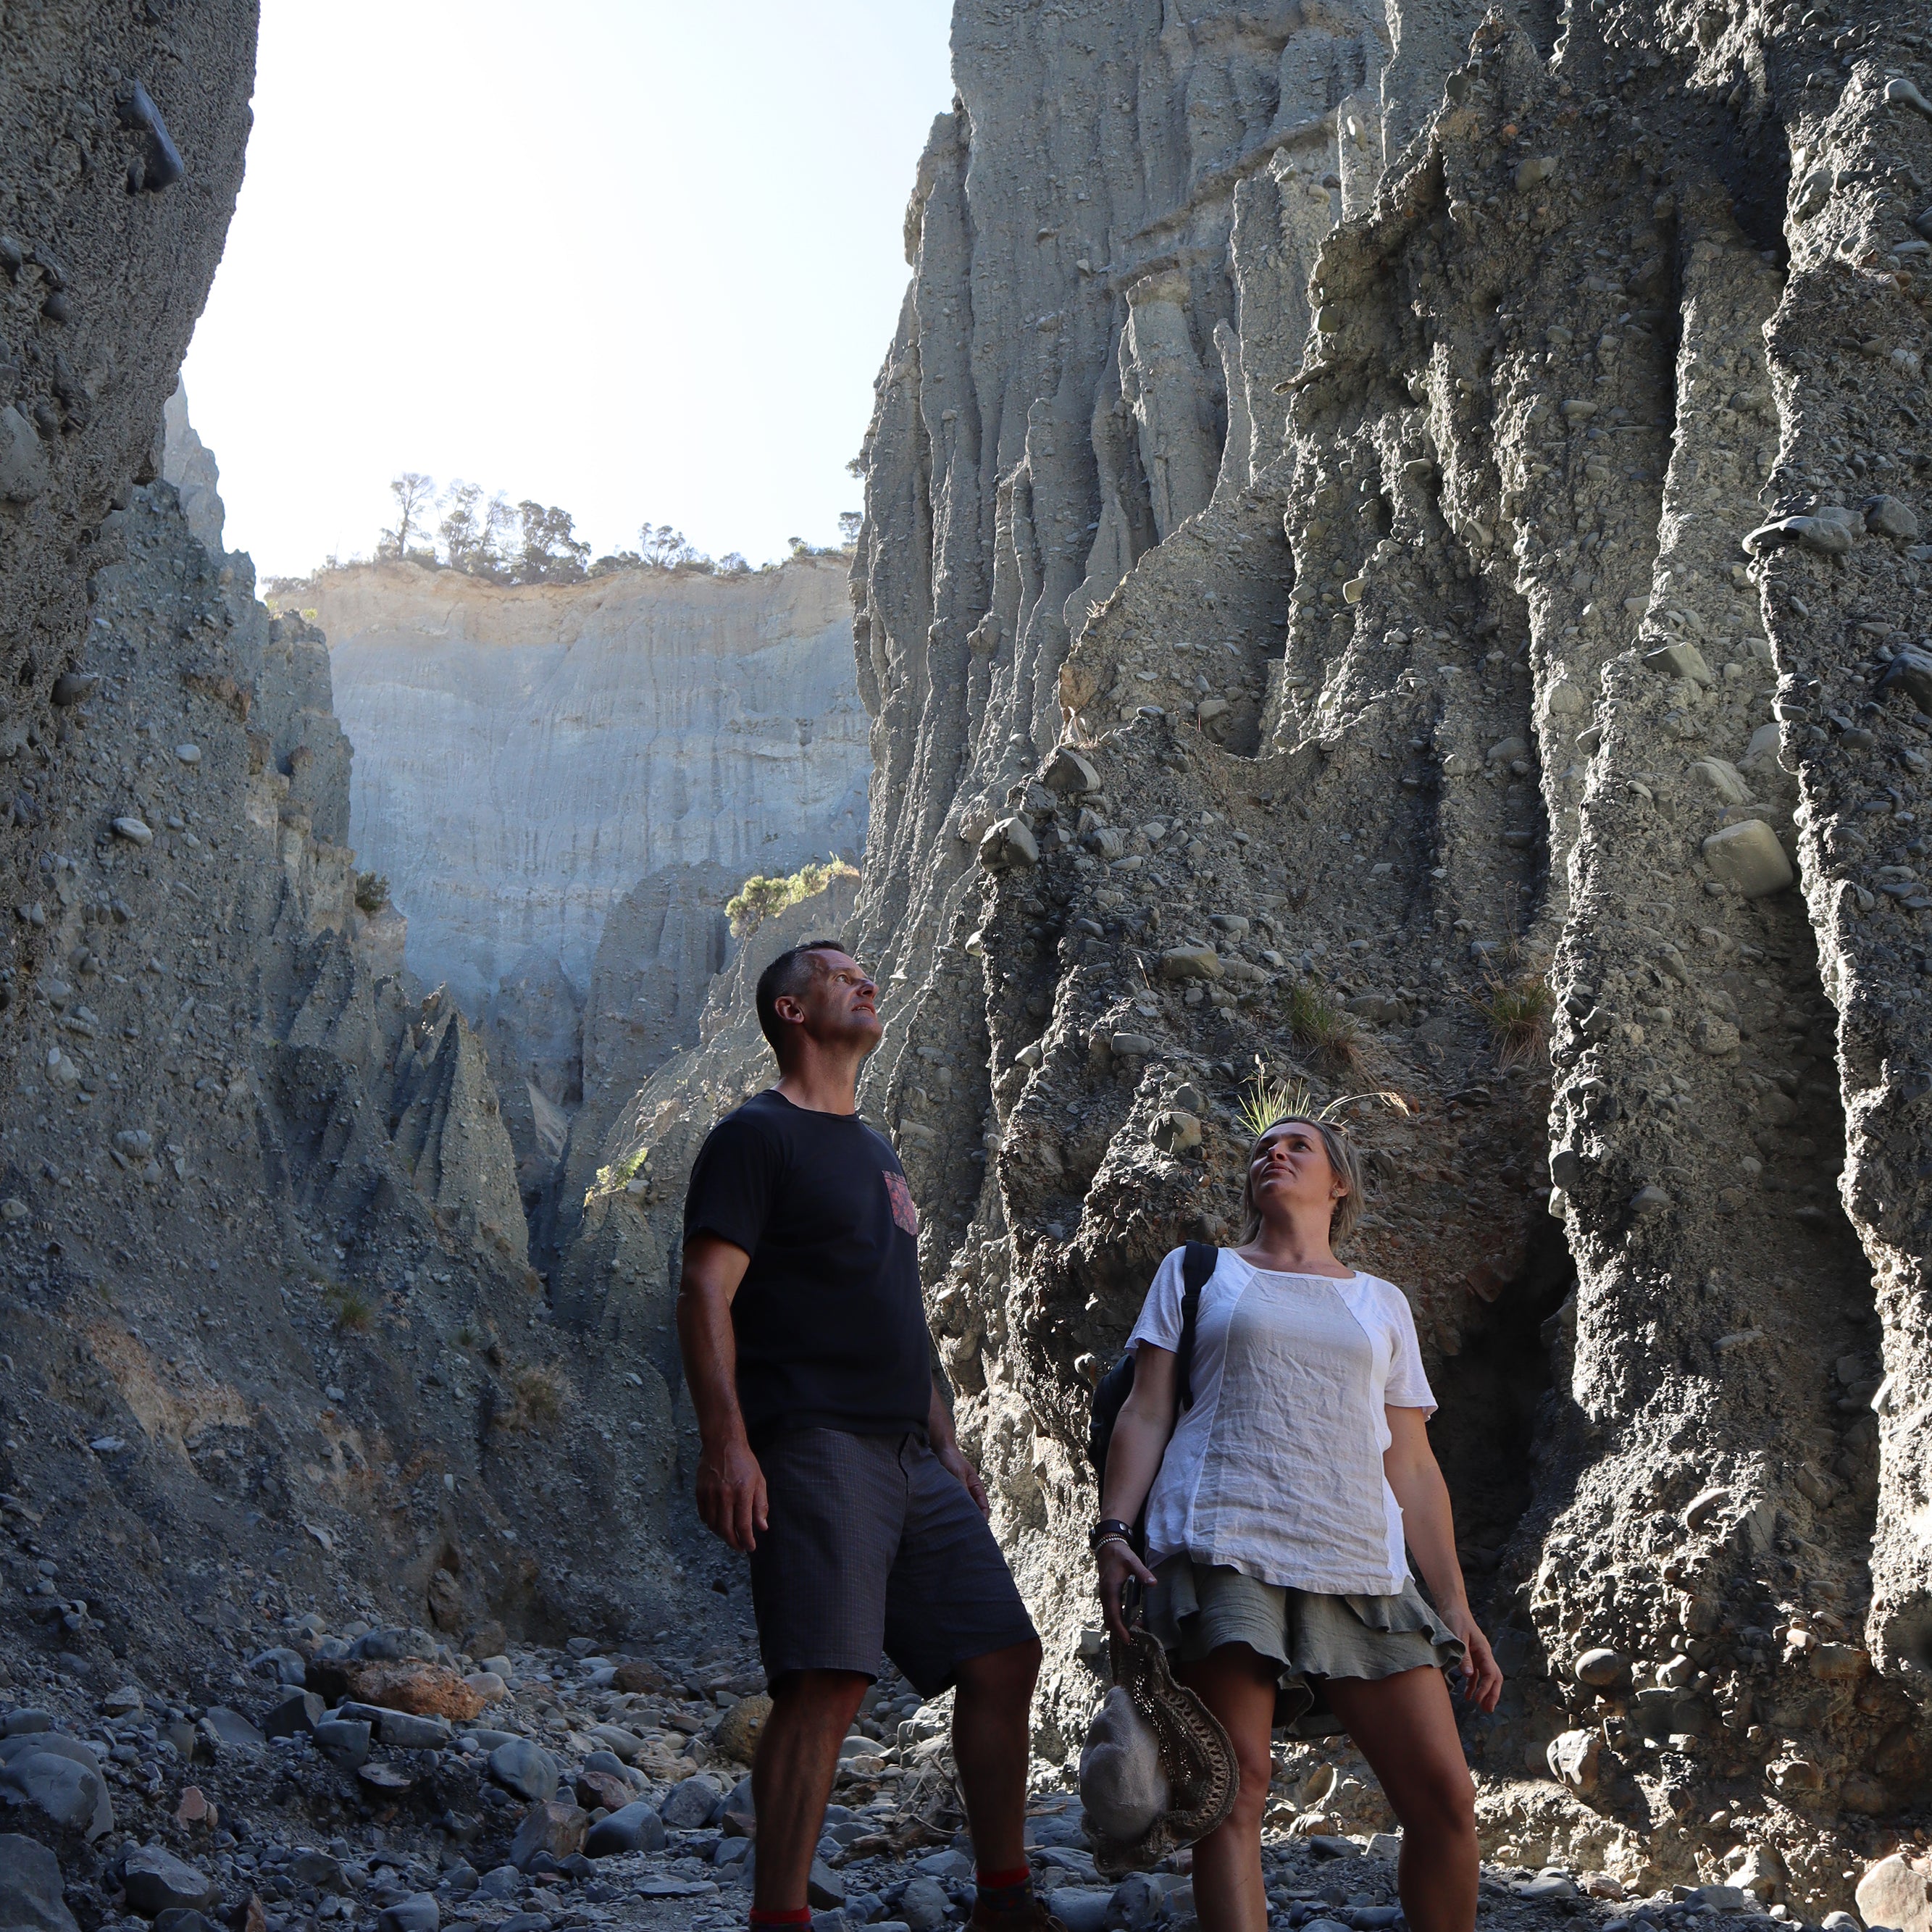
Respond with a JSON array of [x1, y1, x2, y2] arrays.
[[0, 474, 717, 1684], [306, 561, 871, 1204], [821, 0, 1932, 1906]]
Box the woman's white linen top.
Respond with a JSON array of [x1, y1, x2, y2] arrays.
[[1127, 1246, 1437, 1596]]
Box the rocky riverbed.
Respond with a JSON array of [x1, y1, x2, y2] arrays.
[[2, 1616, 1883, 1932]]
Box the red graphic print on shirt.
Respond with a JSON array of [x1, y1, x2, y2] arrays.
[[884, 1170, 919, 1237]]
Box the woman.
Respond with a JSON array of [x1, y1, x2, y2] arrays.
[[1093, 1115, 1502, 1932]]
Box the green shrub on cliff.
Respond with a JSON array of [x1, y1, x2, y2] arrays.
[[726, 858, 859, 938]]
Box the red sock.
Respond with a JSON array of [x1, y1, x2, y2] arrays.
[[976, 1867, 1034, 1911], [749, 1912, 813, 1928]]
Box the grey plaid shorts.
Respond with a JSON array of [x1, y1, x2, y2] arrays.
[[749, 1428, 1037, 1696]]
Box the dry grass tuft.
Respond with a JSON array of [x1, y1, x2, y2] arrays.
[[1471, 971, 1554, 1066], [1285, 980, 1358, 1069]]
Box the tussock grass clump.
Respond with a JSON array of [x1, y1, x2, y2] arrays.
[[326, 1287, 374, 1334], [1284, 980, 1358, 1069], [1237, 1059, 1414, 1142], [1471, 970, 1554, 1066], [495, 1362, 571, 1433], [726, 858, 859, 938]]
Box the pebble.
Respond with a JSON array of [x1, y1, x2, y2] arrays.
[[111, 817, 154, 846], [175, 744, 201, 764]]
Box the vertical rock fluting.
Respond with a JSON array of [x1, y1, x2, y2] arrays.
[[846, 0, 1932, 1898]]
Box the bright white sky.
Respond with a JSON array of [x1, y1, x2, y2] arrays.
[[182, 0, 953, 582]]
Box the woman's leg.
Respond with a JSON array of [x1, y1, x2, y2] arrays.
[[1175, 1643, 1280, 1932], [1322, 1668, 1478, 1932]]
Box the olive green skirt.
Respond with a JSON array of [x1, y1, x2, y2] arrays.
[[1144, 1554, 1465, 1739]]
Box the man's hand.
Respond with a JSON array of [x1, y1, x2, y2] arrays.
[[933, 1435, 990, 1517], [695, 1433, 769, 1552]]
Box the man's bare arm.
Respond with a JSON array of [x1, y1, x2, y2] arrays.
[[676, 1233, 766, 1552], [927, 1377, 990, 1517]]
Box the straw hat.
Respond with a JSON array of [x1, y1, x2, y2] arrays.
[[1079, 1624, 1239, 1876]]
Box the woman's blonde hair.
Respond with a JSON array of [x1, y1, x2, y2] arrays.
[[1237, 1116, 1366, 1246]]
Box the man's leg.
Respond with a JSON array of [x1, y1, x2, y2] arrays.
[[882, 1439, 1044, 1926], [750, 1668, 870, 1914], [950, 1637, 1043, 1875]]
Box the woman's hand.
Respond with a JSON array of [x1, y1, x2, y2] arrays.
[[1442, 1604, 1503, 1713], [1096, 1538, 1158, 1644]]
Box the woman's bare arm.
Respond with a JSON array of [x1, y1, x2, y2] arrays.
[[1094, 1345, 1179, 1639], [1384, 1405, 1502, 1710]]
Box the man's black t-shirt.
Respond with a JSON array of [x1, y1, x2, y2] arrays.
[[682, 1089, 931, 1448]]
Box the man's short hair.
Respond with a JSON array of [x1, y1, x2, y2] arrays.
[[755, 940, 848, 1058]]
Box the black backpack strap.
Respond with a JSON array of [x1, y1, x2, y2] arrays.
[[1174, 1240, 1217, 1413]]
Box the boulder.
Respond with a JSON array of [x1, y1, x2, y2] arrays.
[[375, 1898, 438, 1932], [372, 1710, 451, 1751], [488, 1739, 559, 1805], [1045, 746, 1100, 795], [610, 1660, 667, 1694], [310, 1721, 371, 1770], [585, 1725, 642, 1764], [1702, 818, 1794, 898], [978, 816, 1039, 871], [583, 1802, 666, 1858], [1158, 944, 1221, 982], [509, 1802, 587, 1873], [260, 1692, 325, 1740], [658, 1777, 723, 1830], [898, 1879, 948, 1932], [0, 1742, 112, 1842], [198, 1709, 264, 1755], [121, 1847, 213, 1917], [307, 1660, 485, 1720], [0, 1833, 78, 1932], [1857, 1856, 1932, 1932], [711, 1695, 771, 1765], [348, 1628, 438, 1663], [574, 1769, 631, 1813]]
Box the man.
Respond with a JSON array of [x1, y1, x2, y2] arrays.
[[678, 940, 1054, 1932]]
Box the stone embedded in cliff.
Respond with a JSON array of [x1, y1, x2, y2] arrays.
[[1702, 819, 1794, 898]]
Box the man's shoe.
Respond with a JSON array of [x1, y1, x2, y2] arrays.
[[969, 1897, 1067, 1932]]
